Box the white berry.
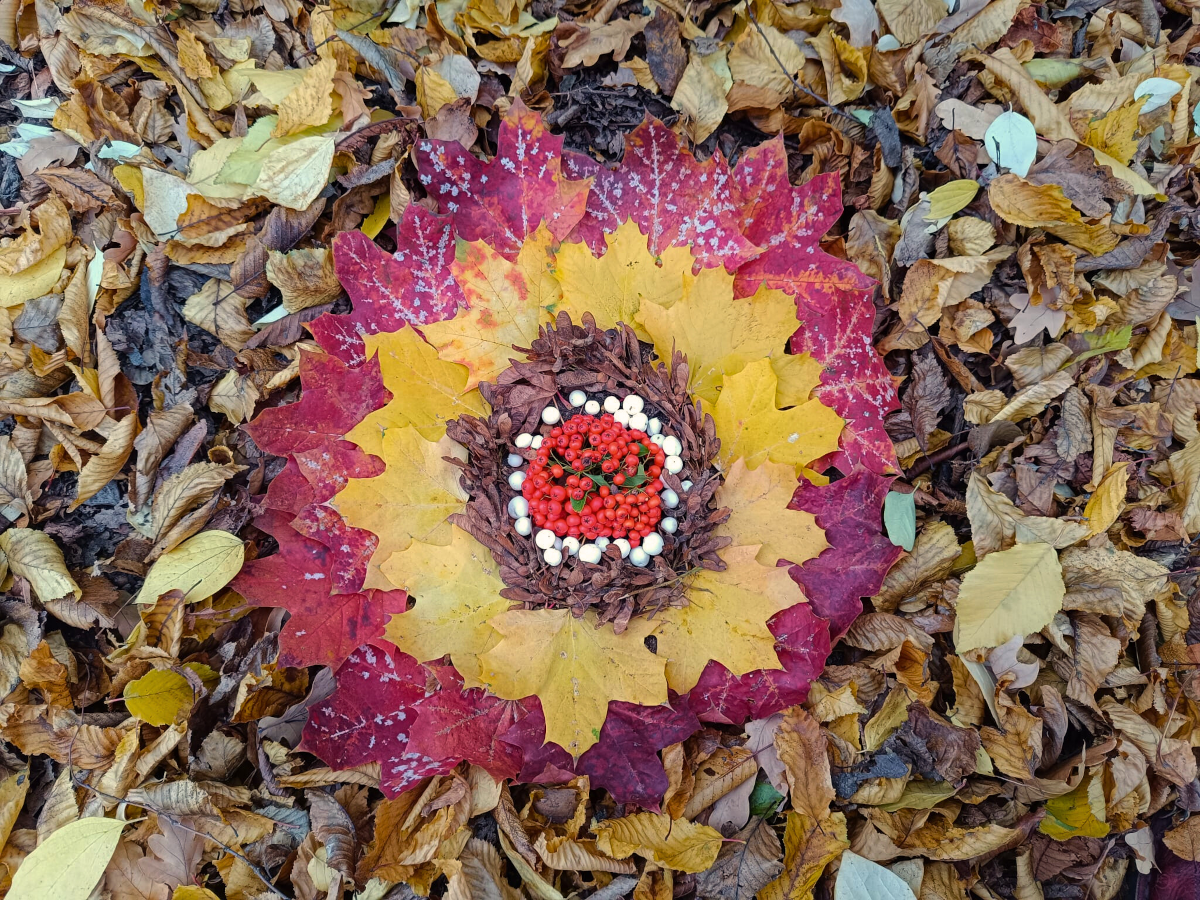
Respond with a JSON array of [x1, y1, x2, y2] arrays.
[[507, 453, 524, 467], [643, 532, 664, 555], [613, 409, 631, 426], [647, 418, 662, 436], [595, 536, 610, 551], [662, 436, 682, 457], [629, 412, 648, 432], [661, 489, 679, 509], [535, 528, 557, 550], [614, 538, 631, 558], [508, 471, 526, 490], [650, 434, 665, 446], [681, 480, 693, 491], [584, 400, 601, 415], [629, 547, 650, 567], [562, 536, 581, 556], [603, 396, 621, 413], [541, 406, 561, 425], [569, 390, 587, 407], [544, 547, 563, 566], [554, 537, 563, 550], [508, 496, 529, 518], [515, 516, 532, 536], [622, 394, 644, 415], [514, 432, 533, 449], [579, 543, 602, 564], [531, 435, 544, 449], [661, 517, 678, 533], [664, 455, 683, 475]]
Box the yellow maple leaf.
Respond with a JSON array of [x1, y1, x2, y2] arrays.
[[381, 526, 509, 684], [593, 812, 724, 874], [423, 228, 561, 392], [554, 218, 691, 337], [636, 271, 801, 403], [478, 609, 665, 757], [772, 353, 824, 409], [332, 427, 468, 591], [654, 545, 803, 693], [715, 458, 827, 566], [708, 358, 843, 472], [347, 325, 488, 454]]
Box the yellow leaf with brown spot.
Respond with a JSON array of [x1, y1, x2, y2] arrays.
[[381, 526, 509, 682], [333, 427, 468, 592], [424, 229, 561, 392], [593, 812, 724, 874], [714, 458, 827, 566], [478, 609, 665, 757], [347, 325, 488, 452], [708, 359, 843, 473], [557, 218, 691, 338], [654, 545, 802, 693]]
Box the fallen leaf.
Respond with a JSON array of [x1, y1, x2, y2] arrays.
[[135, 530, 244, 604], [953, 542, 1065, 652], [593, 812, 724, 873], [9, 816, 125, 900]]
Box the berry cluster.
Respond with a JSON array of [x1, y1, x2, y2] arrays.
[[521, 412, 666, 544]]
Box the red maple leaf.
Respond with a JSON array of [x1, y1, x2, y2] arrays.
[[302, 644, 455, 796]]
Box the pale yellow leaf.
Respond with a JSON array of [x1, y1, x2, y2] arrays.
[[953, 542, 1065, 652], [135, 530, 244, 604]]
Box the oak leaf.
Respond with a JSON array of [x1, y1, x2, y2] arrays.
[[715, 458, 826, 566], [478, 609, 665, 757]]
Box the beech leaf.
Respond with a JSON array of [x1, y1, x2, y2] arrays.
[[834, 851, 917, 900], [953, 542, 1065, 652], [9, 816, 125, 900]]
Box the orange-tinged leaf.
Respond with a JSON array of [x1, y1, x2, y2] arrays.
[[478, 609, 665, 756], [714, 458, 827, 566], [332, 427, 468, 591], [555, 218, 690, 337], [346, 325, 488, 452], [592, 812, 724, 873], [654, 545, 801, 693], [423, 228, 561, 391], [708, 358, 843, 472], [381, 526, 509, 683]]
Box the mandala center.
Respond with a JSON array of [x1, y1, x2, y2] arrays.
[[507, 398, 688, 567]]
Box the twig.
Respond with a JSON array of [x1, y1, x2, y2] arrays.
[[904, 440, 972, 477], [745, 7, 858, 124]]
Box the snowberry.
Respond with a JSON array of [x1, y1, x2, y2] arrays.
[[629, 547, 650, 567], [622, 394, 644, 415], [508, 496, 529, 518], [578, 543, 602, 564], [562, 536, 581, 556], [613, 409, 631, 426], [629, 412, 648, 432], [650, 434, 665, 446], [642, 532, 664, 556], [514, 432, 534, 448], [531, 435, 544, 449], [664, 455, 683, 475], [508, 470, 526, 490], [647, 418, 662, 436], [662, 435, 682, 457], [681, 480, 693, 491], [584, 400, 601, 415], [535, 528, 557, 550], [661, 489, 679, 509], [569, 390, 587, 407], [603, 396, 621, 413], [544, 547, 563, 566], [613, 538, 631, 558], [507, 453, 524, 467], [661, 517, 678, 534], [541, 406, 561, 425], [595, 536, 610, 551], [515, 516, 532, 536]]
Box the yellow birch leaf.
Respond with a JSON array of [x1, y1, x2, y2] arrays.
[[1084, 100, 1144, 166], [176, 27, 217, 80], [123, 668, 196, 726], [424, 229, 561, 392], [333, 427, 468, 592], [8, 815, 125, 900], [273, 58, 337, 136], [381, 526, 509, 681], [71, 413, 139, 511], [0, 528, 80, 603], [478, 609, 665, 757], [0, 245, 65, 308], [1168, 435, 1200, 536], [653, 545, 801, 693], [1083, 461, 1129, 537], [135, 530, 245, 604], [251, 134, 336, 210], [1040, 773, 1110, 840], [987, 175, 1119, 256], [556, 218, 692, 338], [714, 458, 827, 566], [635, 272, 800, 404], [925, 179, 981, 220], [952, 542, 1065, 652], [758, 812, 848, 900], [347, 325, 488, 453], [708, 359, 843, 473], [593, 812, 724, 874]]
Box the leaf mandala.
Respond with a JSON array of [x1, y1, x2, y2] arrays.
[[239, 104, 899, 801]]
